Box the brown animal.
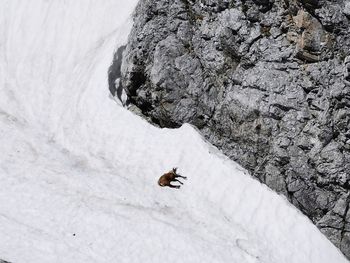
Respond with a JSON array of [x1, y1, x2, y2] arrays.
[[158, 168, 187, 189]]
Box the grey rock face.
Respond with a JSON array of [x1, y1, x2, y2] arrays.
[[120, 0, 350, 257], [108, 45, 125, 97]]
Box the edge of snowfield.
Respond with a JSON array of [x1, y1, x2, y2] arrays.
[[0, 1, 348, 263]]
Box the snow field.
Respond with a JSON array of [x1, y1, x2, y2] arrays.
[[0, 1, 348, 263]]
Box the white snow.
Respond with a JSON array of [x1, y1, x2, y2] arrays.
[[0, 1, 348, 263]]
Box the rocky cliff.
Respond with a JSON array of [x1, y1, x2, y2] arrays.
[[118, 0, 350, 257]]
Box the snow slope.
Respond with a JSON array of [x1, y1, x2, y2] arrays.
[[0, 1, 348, 262]]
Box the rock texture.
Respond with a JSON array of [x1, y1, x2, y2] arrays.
[[119, 0, 350, 257]]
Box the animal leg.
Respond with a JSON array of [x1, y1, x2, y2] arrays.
[[168, 184, 181, 189], [175, 175, 187, 180], [173, 179, 183, 185]]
